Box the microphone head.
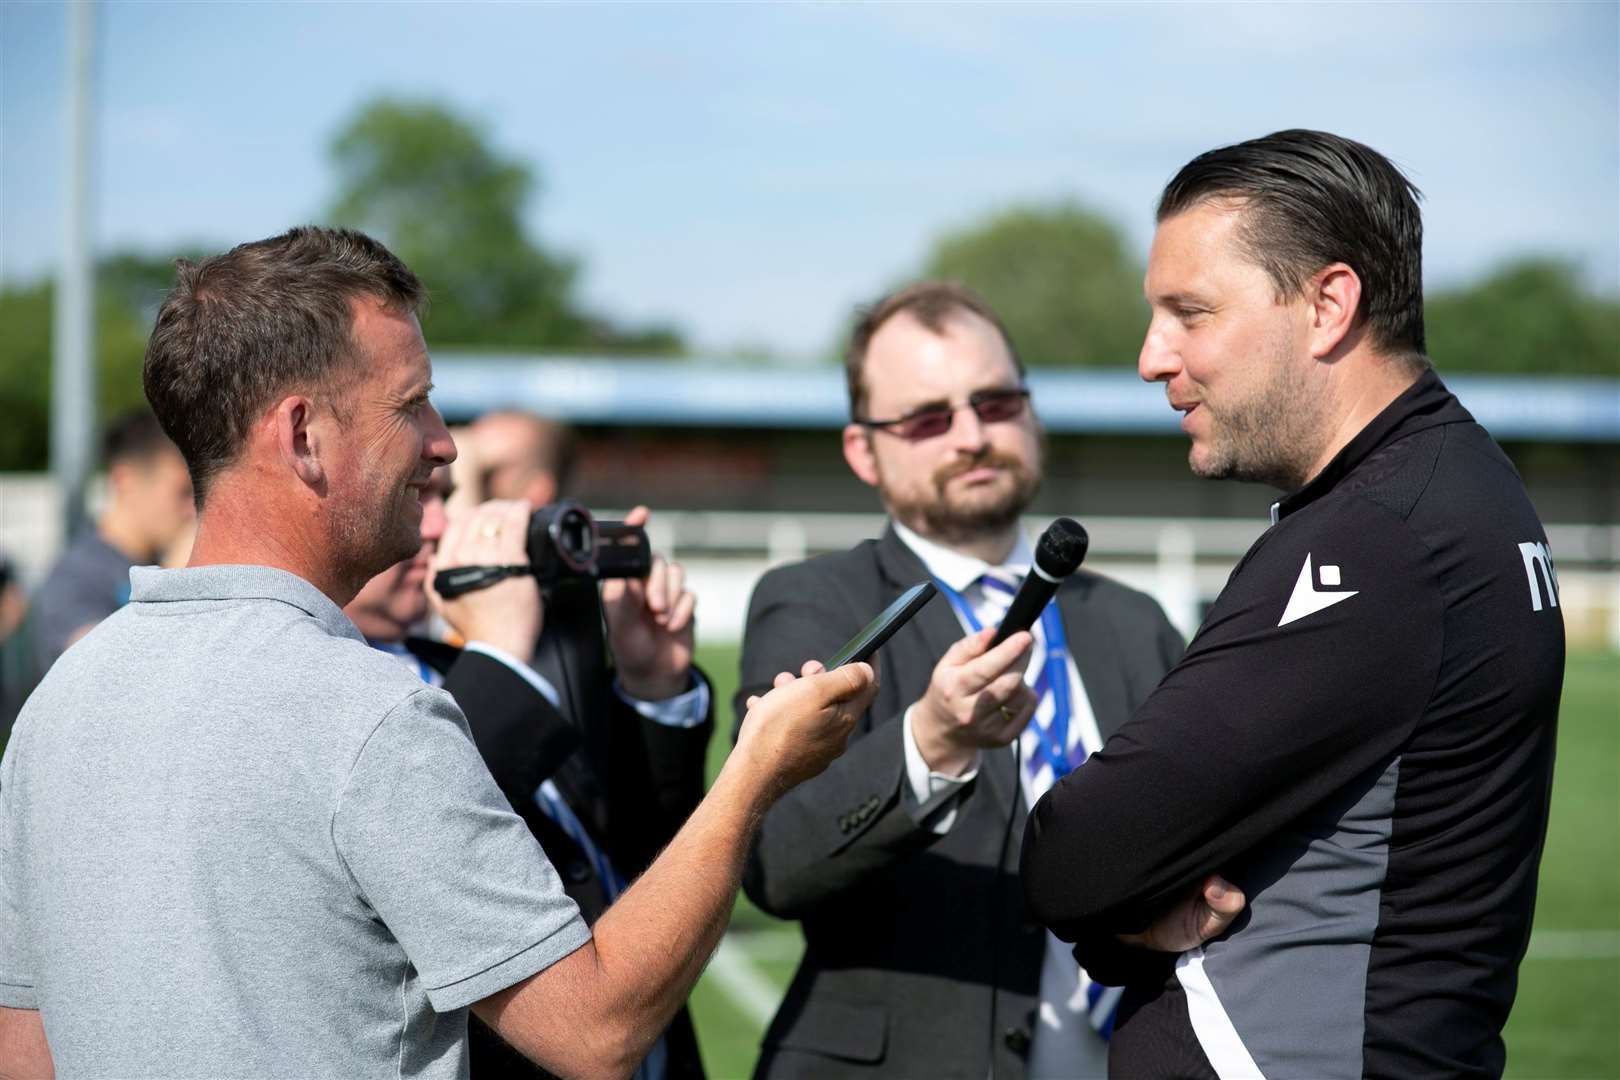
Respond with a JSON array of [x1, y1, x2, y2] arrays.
[[1035, 518, 1089, 579]]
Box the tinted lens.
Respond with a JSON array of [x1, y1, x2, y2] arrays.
[[891, 407, 955, 441], [971, 390, 1028, 423]]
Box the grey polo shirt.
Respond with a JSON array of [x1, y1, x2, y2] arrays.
[[0, 564, 590, 1078]]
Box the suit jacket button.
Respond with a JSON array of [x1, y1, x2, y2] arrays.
[[1003, 1027, 1031, 1055], [564, 860, 592, 883]]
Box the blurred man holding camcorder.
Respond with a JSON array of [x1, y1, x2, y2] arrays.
[[346, 428, 714, 1080]]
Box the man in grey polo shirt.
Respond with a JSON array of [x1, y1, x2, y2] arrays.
[[0, 226, 876, 1078]]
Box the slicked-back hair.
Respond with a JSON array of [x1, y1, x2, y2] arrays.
[[1158, 129, 1429, 364], [845, 281, 1023, 419], [100, 408, 177, 469], [142, 226, 426, 503]]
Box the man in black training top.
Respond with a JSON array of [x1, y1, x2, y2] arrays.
[[1021, 129, 1564, 1079]]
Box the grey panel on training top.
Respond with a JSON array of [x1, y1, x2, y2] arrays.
[[1186, 754, 1401, 1078]]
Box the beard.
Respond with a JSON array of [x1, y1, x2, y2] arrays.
[[346, 549, 432, 635], [1190, 344, 1326, 491], [328, 467, 425, 592], [881, 447, 1042, 548]]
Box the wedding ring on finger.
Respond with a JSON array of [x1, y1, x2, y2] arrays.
[[999, 704, 1015, 723]]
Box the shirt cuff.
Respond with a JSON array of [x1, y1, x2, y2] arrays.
[[0, 977, 37, 1010], [613, 671, 710, 729], [902, 704, 980, 834], [463, 640, 563, 710]]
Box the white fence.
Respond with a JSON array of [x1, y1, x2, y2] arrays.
[[3, 476, 1616, 648], [641, 511, 1620, 648]]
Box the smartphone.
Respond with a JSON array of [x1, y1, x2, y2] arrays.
[[825, 582, 938, 669]]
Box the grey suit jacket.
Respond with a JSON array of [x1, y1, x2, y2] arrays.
[[734, 525, 1184, 1080]]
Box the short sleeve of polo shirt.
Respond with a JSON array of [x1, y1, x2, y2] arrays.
[[0, 738, 36, 1008], [333, 687, 591, 1013]]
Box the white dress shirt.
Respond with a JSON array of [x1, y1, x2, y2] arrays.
[[891, 521, 1110, 1079]]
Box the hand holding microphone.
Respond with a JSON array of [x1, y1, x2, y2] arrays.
[[911, 519, 1090, 775], [988, 517, 1089, 647]]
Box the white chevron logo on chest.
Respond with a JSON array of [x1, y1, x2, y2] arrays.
[[1278, 554, 1359, 627]]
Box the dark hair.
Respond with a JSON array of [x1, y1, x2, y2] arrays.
[[844, 281, 1023, 418], [142, 226, 426, 502], [100, 408, 176, 468], [1158, 129, 1428, 363]]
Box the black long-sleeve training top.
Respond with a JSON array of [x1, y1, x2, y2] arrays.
[[1022, 370, 1564, 1079]]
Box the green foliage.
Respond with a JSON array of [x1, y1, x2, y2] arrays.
[[0, 276, 157, 471], [325, 98, 680, 354], [918, 202, 1147, 367], [0, 284, 52, 470], [913, 205, 1620, 377], [1425, 259, 1620, 375], [96, 250, 201, 321], [0, 98, 694, 470]]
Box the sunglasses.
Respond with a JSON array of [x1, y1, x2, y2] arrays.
[[858, 388, 1031, 442]]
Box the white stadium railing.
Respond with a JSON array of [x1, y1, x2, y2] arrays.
[[3, 478, 1614, 649]]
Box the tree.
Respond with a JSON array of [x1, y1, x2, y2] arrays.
[[1424, 258, 1619, 376], [917, 203, 1146, 367], [0, 276, 156, 472], [325, 98, 679, 353]]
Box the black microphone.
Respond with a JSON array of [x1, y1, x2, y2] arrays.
[[988, 518, 1090, 648]]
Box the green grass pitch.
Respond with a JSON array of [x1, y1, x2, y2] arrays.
[[693, 647, 1620, 1080], [0, 644, 1608, 1075]]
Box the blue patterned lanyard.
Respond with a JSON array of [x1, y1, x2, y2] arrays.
[[368, 640, 438, 687], [931, 575, 1079, 781]]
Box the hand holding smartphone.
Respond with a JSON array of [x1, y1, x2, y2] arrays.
[[824, 582, 938, 669]]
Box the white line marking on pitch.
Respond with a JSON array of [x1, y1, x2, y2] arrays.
[[703, 927, 1615, 1025], [1526, 930, 1620, 959], [707, 934, 787, 1027]]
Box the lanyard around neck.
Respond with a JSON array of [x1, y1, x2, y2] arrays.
[[930, 575, 1078, 780]]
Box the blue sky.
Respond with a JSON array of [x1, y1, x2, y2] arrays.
[[3, 2, 1616, 359]]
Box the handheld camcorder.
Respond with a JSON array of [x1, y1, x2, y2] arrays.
[[432, 500, 652, 599], [527, 501, 652, 588]]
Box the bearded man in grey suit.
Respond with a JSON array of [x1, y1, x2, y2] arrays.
[[735, 282, 1185, 1080]]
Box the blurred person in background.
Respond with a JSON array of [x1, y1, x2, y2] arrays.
[[735, 282, 1184, 1079], [343, 461, 712, 1080], [0, 225, 876, 1078], [1021, 129, 1565, 1078], [0, 555, 25, 646], [450, 409, 577, 514], [0, 550, 27, 736], [30, 408, 195, 674], [444, 410, 685, 749]]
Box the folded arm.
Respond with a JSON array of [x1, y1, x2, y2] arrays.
[[1022, 503, 1443, 970]]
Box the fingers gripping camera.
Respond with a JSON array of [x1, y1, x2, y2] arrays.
[[433, 500, 652, 598]]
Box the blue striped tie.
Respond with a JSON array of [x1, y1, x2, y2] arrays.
[[977, 573, 1077, 785], [978, 573, 1117, 1040]]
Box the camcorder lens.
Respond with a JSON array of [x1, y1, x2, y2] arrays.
[[525, 501, 652, 589], [553, 508, 595, 570]]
